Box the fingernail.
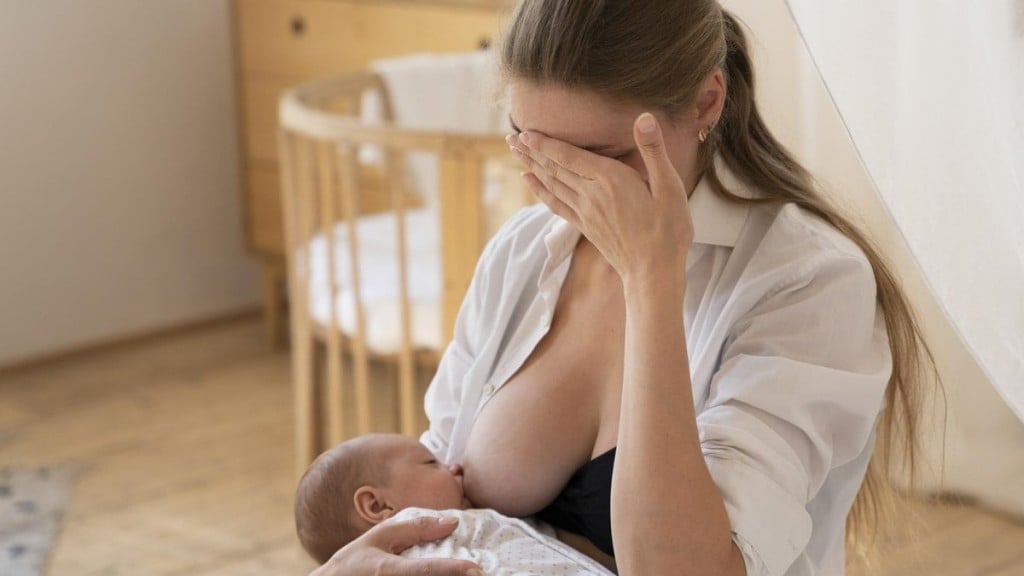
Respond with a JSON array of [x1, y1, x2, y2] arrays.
[[505, 134, 515, 146], [520, 132, 532, 146], [467, 570, 483, 576], [638, 113, 657, 134], [439, 516, 458, 526]]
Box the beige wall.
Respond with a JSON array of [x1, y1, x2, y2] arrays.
[[0, 1, 260, 367]]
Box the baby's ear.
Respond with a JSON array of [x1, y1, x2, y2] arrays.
[[353, 485, 394, 524]]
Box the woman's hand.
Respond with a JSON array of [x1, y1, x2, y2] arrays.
[[311, 516, 482, 576], [508, 113, 695, 291]]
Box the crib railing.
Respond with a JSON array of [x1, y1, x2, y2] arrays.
[[278, 71, 527, 472]]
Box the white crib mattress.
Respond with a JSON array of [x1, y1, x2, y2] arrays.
[[306, 208, 443, 354]]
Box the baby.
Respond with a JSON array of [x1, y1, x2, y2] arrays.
[[294, 433, 613, 575]]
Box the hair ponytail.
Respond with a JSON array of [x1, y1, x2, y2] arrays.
[[705, 11, 813, 204]]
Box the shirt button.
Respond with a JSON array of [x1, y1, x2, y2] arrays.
[[482, 383, 494, 396], [540, 312, 551, 327]]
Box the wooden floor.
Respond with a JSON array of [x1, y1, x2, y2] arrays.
[[1, 317, 1022, 575]]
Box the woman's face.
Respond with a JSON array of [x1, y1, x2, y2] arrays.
[[508, 79, 701, 191]]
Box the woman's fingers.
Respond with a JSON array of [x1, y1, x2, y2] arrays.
[[356, 516, 482, 575], [364, 515, 461, 553], [310, 516, 482, 576], [522, 172, 582, 229], [509, 143, 581, 212], [508, 133, 592, 191]]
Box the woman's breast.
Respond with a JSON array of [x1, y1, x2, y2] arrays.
[[462, 265, 625, 517]]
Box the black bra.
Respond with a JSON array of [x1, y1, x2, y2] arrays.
[[535, 447, 616, 558]]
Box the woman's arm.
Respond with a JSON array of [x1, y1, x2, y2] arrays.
[[610, 114, 742, 573], [613, 274, 745, 576]]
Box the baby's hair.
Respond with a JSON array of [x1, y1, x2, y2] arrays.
[[294, 435, 392, 564]]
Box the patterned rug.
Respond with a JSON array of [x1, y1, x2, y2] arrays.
[[0, 466, 75, 576]]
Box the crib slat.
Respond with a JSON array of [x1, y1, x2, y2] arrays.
[[440, 145, 485, 345], [316, 141, 347, 447], [280, 130, 319, 475], [388, 148, 418, 437], [338, 143, 373, 435]]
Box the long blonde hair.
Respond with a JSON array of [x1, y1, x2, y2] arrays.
[[501, 0, 941, 558]]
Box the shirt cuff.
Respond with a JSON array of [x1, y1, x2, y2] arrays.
[[706, 455, 813, 576]]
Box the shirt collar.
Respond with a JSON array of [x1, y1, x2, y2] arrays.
[[542, 155, 753, 264], [688, 155, 754, 248]]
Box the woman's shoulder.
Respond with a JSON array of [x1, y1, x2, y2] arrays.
[[715, 158, 869, 271], [495, 203, 558, 240], [741, 200, 875, 287], [777, 202, 865, 257]]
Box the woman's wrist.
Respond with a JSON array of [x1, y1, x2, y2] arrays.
[[621, 267, 687, 310]]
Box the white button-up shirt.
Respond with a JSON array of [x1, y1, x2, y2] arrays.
[[421, 158, 891, 576]]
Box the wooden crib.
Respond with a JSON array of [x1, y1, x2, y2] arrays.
[[277, 71, 526, 473]]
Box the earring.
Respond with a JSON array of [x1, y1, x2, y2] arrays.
[[699, 123, 715, 144]]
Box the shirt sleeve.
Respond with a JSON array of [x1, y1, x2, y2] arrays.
[[419, 242, 493, 459], [419, 207, 534, 460], [697, 252, 892, 576]]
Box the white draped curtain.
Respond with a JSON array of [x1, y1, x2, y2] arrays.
[[784, 0, 1024, 421], [726, 0, 1024, 517]]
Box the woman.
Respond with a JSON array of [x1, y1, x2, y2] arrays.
[[313, 1, 934, 575]]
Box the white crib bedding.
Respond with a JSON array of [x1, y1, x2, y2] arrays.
[[306, 208, 444, 354]]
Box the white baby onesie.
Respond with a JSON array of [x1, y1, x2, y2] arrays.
[[393, 507, 614, 576]]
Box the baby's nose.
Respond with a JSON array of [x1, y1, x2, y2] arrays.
[[448, 463, 464, 477]]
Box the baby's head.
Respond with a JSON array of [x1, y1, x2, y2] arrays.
[[294, 433, 470, 564]]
